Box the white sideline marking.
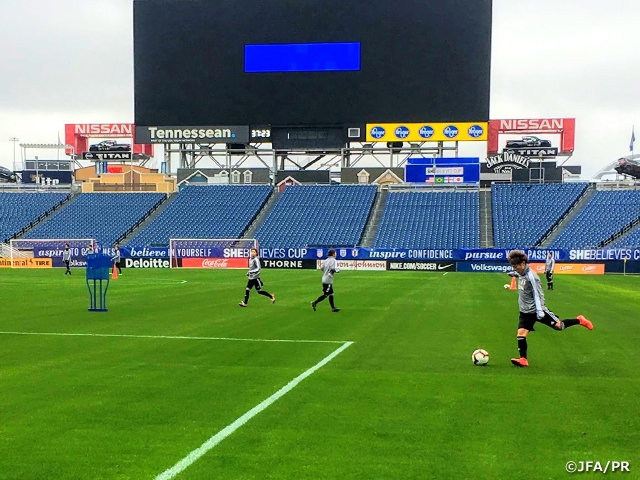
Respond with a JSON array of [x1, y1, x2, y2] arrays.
[[154, 341, 353, 480], [443, 272, 449, 276], [0, 331, 349, 344]]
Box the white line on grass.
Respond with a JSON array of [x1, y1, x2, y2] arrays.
[[154, 341, 353, 480], [0, 331, 349, 344]]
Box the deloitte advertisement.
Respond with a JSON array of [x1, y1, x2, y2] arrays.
[[405, 157, 480, 185]]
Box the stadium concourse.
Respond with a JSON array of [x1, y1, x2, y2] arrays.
[[1, 182, 640, 251]]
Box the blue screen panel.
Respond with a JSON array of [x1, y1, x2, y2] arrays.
[[245, 42, 361, 73]]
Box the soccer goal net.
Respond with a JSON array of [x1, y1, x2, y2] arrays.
[[9, 238, 97, 268], [169, 238, 257, 269]]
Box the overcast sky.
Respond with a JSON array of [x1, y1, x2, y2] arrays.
[[0, 0, 638, 178]]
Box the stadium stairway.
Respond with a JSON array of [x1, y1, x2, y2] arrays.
[[538, 184, 597, 248], [360, 189, 388, 247], [117, 192, 177, 245], [242, 188, 279, 241], [479, 188, 494, 248], [598, 216, 640, 248], [10, 192, 76, 242]]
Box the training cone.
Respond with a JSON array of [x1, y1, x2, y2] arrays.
[[509, 276, 517, 290], [111, 265, 118, 280]]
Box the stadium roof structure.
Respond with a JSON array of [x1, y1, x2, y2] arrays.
[[592, 153, 640, 180], [19, 143, 74, 149]]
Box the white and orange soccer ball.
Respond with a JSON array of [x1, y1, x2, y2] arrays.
[[472, 349, 490, 366]]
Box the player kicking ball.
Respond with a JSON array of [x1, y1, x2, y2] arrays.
[[507, 250, 593, 367], [312, 249, 340, 312], [239, 248, 275, 307]]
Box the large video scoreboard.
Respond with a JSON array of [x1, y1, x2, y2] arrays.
[[134, 0, 492, 147]]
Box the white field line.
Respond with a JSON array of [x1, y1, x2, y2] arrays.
[[0, 331, 350, 345], [154, 341, 353, 480]]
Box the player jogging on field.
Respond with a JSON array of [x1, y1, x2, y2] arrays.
[[111, 246, 122, 275], [312, 249, 340, 312], [544, 252, 555, 290], [507, 250, 593, 368], [239, 248, 275, 307], [63, 244, 72, 275]]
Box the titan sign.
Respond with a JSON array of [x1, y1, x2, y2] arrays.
[[135, 126, 250, 144], [366, 123, 488, 142], [83, 152, 132, 161]]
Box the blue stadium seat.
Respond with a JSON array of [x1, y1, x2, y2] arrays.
[[128, 185, 272, 246], [492, 183, 588, 248], [24, 193, 165, 246], [256, 185, 377, 248], [0, 192, 69, 242], [373, 191, 479, 249], [550, 190, 640, 248]]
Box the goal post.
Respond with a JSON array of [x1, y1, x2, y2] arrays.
[[9, 238, 96, 268], [169, 238, 258, 269]]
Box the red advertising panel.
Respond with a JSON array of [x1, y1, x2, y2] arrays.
[[181, 257, 249, 269], [487, 118, 575, 154], [65, 123, 154, 157]]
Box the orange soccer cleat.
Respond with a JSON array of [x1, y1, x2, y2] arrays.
[[511, 357, 529, 367], [577, 315, 593, 330]]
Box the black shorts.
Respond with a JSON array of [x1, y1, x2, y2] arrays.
[[64, 260, 70, 268], [545, 272, 553, 282], [518, 310, 560, 331], [247, 278, 263, 290], [322, 283, 334, 295]]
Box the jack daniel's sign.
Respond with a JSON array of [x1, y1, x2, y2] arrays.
[[486, 151, 530, 173]]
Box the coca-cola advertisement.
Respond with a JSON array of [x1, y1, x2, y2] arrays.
[[181, 257, 248, 269]]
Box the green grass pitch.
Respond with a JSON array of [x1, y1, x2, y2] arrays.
[[0, 268, 639, 479]]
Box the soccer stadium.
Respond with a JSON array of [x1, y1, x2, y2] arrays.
[[1, 1, 639, 479]]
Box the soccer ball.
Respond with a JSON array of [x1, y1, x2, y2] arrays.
[[472, 349, 490, 366], [503, 284, 510, 289]]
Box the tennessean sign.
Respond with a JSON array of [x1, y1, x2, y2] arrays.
[[486, 152, 530, 172], [135, 125, 250, 144]]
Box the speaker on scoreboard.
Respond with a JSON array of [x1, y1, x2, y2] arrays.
[[387, 142, 403, 154], [271, 127, 346, 150]]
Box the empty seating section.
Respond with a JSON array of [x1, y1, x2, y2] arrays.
[[611, 224, 640, 248], [492, 183, 587, 247], [551, 190, 640, 248], [129, 185, 271, 246], [256, 185, 377, 248], [373, 191, 479, 249], [25, 193, 165, 246], [0, 192, 68, 242]]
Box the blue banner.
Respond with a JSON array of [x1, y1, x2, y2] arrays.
[[405, 157, 480, 185]]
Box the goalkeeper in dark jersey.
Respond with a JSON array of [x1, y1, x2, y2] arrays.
[[507, 250, 593, 368], [544, 252, 555, 290], [312, 249, 340, 312], [239, 248, 275, 307]]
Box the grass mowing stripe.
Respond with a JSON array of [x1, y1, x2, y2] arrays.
[[154, 341, 354, 480], [0, 331, 350, 344]]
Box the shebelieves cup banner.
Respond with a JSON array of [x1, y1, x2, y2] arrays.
[[135, 125, 250, 144], [126, 245, 640, 262]]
